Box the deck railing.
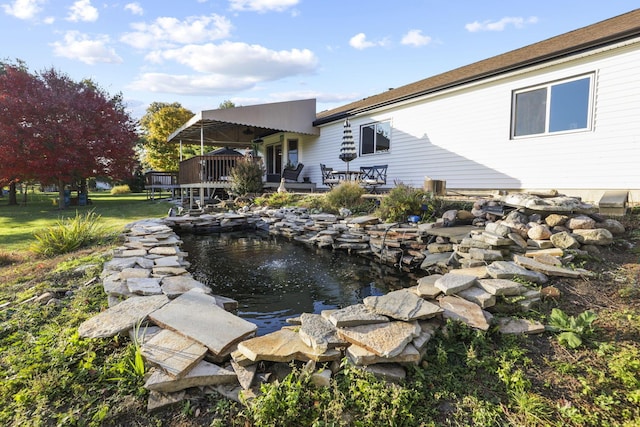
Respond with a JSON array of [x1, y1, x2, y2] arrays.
[[144, 171, 178, 187], [179, 155, 259, 185]]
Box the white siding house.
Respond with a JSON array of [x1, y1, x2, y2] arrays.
[[305, 9, 640, 204], [168, 9, 640, 204]]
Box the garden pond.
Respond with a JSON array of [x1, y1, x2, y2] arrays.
[[179, 231, 422, 335]]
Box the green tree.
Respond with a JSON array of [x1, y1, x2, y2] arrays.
[[218, 99, 236, 109], [139, 102, 194, 171]]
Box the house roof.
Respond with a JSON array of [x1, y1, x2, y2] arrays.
[[314, 8, 640, 125], [167, 98, 320, 146]]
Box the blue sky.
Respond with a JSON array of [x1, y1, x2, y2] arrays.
[[1, 1, 637, 120]]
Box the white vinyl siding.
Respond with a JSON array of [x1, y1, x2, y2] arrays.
[[302, 40, 640, 196]]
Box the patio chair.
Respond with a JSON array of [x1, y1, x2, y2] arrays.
[[360, 165, 387, 193], [282, 163, 304, 182], [320, 163, 340, 188]]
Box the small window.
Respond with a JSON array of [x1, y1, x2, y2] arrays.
[[287, 139, 298, 166], [512, 74, 593, 138], [360, 120, 391, 155]]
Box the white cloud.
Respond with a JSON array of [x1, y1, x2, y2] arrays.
[[66, 0, 99, 22], [128, 72, 258, 95], [2, 0, 44, 20], [120, 14, 233, 49], [51, 31, 123, 64], [401, 29, 431, 47], [124, 2, 143, 16], [148, 41, 318, 80], [349, 33, 388, 50], [465, 16, 538, 32], [229, 0, 299, 13]]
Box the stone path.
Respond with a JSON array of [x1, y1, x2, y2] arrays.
[[77, 193, 625, 411]]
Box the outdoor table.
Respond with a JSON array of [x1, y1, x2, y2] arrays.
[[331, 170, 363, 181]]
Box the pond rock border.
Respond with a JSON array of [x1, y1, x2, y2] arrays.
[[77, 193, 626, 411]]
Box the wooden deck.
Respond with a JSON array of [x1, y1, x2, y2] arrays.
[[146, 155, 317, 206]]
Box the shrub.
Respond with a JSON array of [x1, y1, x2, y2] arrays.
[[229, 159, 264, 196], [254, 192, 300, 208], [110, 184, 131, 195], [30, 211, 110, 257], [325, 181, 365, 211], [376, 182, 430, 223]]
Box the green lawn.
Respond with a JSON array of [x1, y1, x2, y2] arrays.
[[0, 191, 173, 252]]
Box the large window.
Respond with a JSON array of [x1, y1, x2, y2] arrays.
[[360, 120, 391, 155], [511, 74, 593, 138]]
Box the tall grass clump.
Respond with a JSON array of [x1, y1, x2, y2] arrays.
[[376, 182, 430, 223], [325, 181, 366, 211], [110, 184, 131, 195], [30, 211, 110, 257]]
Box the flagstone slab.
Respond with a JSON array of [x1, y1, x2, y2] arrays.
[[346, 342, 421, 366], [103, 257, 138, 272], [299, 313, 347, 352], [447, 266, 489, 279], [120, 267, 151, 280], [420, 252, 452, 270], [161, 276, 211, 298], [147, 390, 186, 412], [457, 286, 496, 308], [154, 255, 182, 267], [144, 360, 237, 392], [135, 257, 156, 269], [120, 249, 148, 258], [127, 277, 163, 296], [495, 317, 545, 334], [103, 273, 131, 297], [149, 289, 257, 357], [231, 359, 257, 390], [237, 329, 341, 363], [152, 266, 189, 276], [325, 304, 389, 327], [438, 296, 492, 331], [140, 328, 208, 378], [78, 295, 170, 338], [360, 363, 406, 382], [337, 321, 421, 358], [485, 261, 548, 284], [512, 254, 592, 278], [363, 290, 443, 321], [435, 273, 477, 295], [477, 279, 525, 296], [415, 274, 443, 299], [149, 246, 179, 256]]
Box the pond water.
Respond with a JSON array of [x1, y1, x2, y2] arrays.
[[179, 231, 421, 335]]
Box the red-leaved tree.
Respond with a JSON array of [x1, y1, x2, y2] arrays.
[[0, 63, 138, 208]]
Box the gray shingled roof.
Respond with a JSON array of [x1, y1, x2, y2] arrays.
[[314, 9, 640, 125]]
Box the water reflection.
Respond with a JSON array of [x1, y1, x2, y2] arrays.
[[179, 231, 420, 335]]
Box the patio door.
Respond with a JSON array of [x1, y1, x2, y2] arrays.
[[265, 144, 282, 181]]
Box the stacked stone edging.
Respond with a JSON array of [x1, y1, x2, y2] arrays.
[[76, 193, 625, 410]]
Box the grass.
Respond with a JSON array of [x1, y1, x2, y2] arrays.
[[0, 191, 172, 251], [0, 191, 639, 426]]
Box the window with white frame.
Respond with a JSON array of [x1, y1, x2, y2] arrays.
[[511, 74, 593, 138], [360, 120, 391, 155]]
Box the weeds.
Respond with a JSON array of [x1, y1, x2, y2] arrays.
[[547, 308, 597, 349]]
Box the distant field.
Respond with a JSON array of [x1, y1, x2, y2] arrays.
[[0, 191, 172, 252]]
